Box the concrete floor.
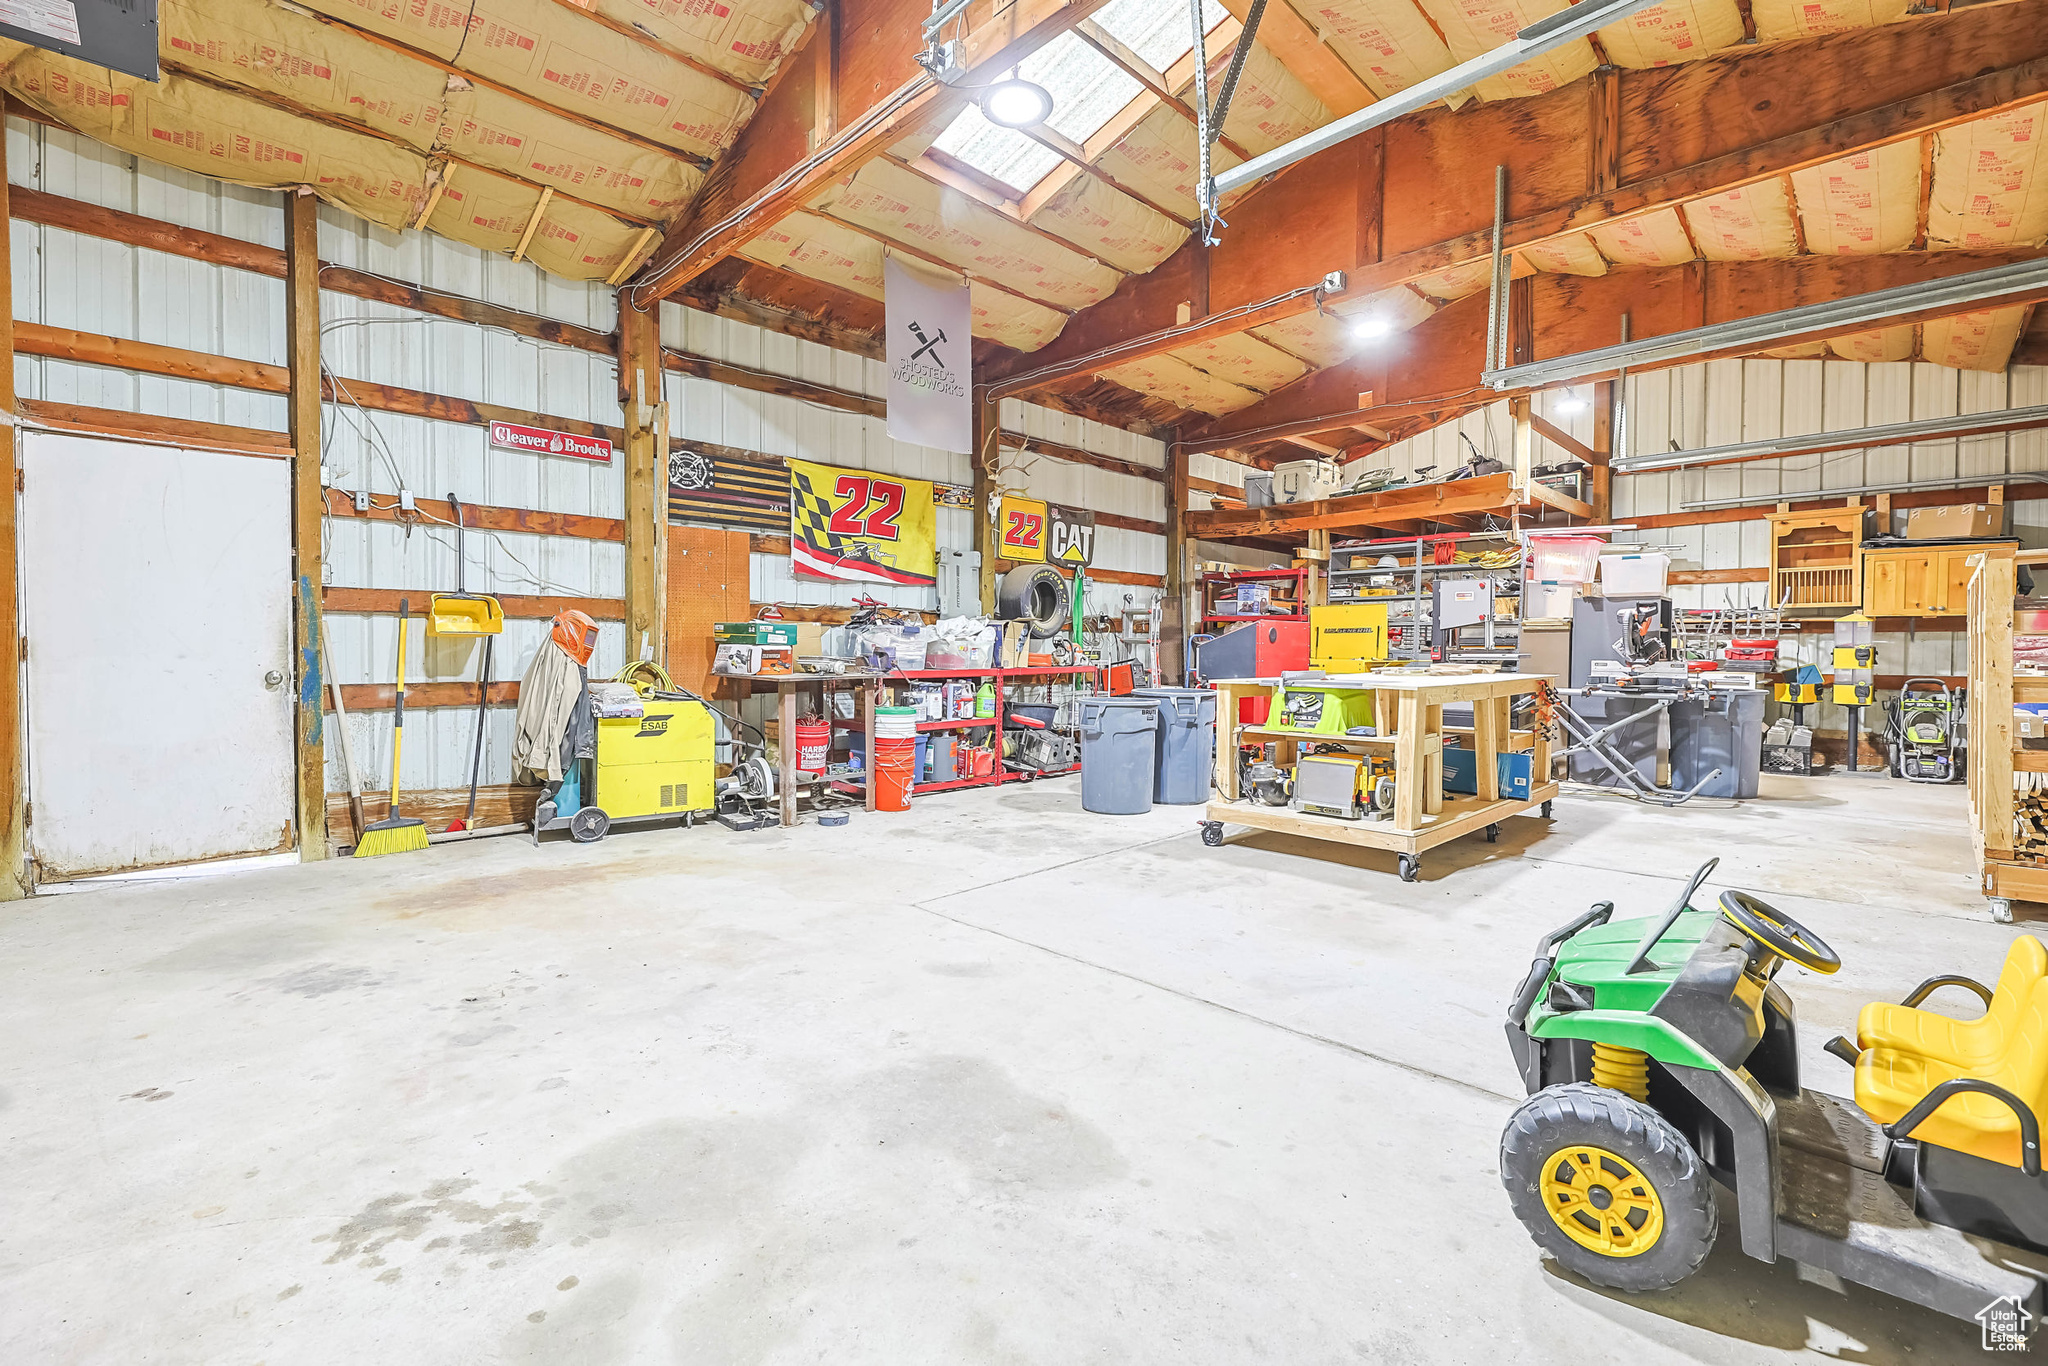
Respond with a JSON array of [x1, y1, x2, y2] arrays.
[[0, 773, 2028, 1363]]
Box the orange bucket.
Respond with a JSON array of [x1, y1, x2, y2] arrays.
[[875, 738, 916, 811]]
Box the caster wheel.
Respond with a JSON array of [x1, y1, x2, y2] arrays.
[[1542, 800, 1555, 819], [569, 806, 610, 843], [1200, 821, 1224, 847], [1398, 854, 1420, 882], [1990, 897, 2015, 924], [1485, 822, 1500, 844]]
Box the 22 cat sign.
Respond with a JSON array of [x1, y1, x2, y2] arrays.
[[998, 495, 1048, 563], [1047, 504, 1095, 568]]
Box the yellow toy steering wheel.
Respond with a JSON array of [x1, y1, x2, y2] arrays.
[[1718, 890, 1840, 974]]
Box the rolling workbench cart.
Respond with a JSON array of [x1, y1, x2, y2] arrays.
[[1200, 671, 1557, 880]]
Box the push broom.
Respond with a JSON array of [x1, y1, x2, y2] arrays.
[[354, 597, 429, 858]]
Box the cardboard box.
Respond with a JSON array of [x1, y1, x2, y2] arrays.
[[1906, 504, 2002, 539], [712, 644, 793, 677], [997, 620, 1032, 667], [715, 621, 799, 646], [792, 622, 826, 658]]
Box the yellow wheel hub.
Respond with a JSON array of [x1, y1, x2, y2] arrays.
[[1540, 1144, 1665, 1258]]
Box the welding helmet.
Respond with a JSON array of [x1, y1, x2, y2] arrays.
[[551, 610, 598, 666]]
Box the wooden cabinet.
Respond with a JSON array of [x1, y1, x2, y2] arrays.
[[1767, 504, 1865, 609], [1862, 543, 2000, 618]]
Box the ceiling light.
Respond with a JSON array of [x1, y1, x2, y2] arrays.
[[982, 79, 1054, 129], [1555, 393, 1588, 415], [1352, 316, 1393, 341]]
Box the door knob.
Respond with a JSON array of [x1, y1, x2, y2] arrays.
[[264, 669, 285, 690]]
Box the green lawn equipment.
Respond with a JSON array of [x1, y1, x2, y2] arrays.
[[1501, 859, 2047, 1333], [1883, 678, 1966, 784]]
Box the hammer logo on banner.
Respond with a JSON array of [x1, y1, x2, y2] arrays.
[[886, 255, 972, 454]]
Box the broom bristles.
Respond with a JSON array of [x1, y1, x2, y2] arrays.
[[352, 815, 429, 858]]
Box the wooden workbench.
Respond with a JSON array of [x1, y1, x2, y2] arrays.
[[1202, 671, 1557, 880], [717, 671, 883, 827]]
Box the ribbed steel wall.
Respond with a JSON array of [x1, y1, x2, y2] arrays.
[[6, 114, 1175, 799], [1353, 359, 2048, 733]]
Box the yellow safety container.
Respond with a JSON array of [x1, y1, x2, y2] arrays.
[[593, 698, 717, 818], [426, 593, 504, 636], [1774, 681, 1819, 704], [1310, 603, 1388, 671]]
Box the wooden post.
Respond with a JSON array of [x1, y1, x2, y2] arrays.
[[1590, 379, 1614, 523], [1165, 443, 1190, 682], [973, 389, 1000, 613], [1394, 693, 1425, 832], [1510, 396, 1534, 498], [284, 190, 327, 861], [1304, 528, 1330, 610], [0, 130, 22, 896], [617, 298, 665, 663], [778, 683, 798, 827]]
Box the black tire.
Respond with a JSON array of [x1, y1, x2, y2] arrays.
[[1499, 1082, 1718, 1293], [1485, 822, 1500, 843], [997, 564, 1071, 639], [1201, 821, 1223, 847], [1398, 854, 1419, 882]]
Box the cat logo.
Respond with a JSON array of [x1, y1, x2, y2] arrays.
[[635, 715, 671, 738]]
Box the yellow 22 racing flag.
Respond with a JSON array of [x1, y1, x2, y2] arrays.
[[787, 457, 937, 588]]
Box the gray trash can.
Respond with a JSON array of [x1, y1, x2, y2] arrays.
[[1569, 693, 1661, 789], [1132, 687, 1217, 804], [1079, 697, 1159, 814], [1671, 690, 1765, 799]]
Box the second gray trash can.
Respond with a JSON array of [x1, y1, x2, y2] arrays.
[[1079, 697, 1160, 814], [1131, 687, 1217, 804]]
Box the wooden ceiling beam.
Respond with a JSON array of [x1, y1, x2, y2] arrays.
[[1180, 249, 2048, 453], [983, 2, 2048, 398], [633, 0, 1120, 302], [1210, 0, 1374, 118]]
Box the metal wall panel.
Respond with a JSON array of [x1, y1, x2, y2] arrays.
[[661, 302, 1171, 623]]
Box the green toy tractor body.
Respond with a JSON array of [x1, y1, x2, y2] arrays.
[[1500, 860, 2048, 1329]]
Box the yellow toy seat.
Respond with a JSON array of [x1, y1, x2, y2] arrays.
[[1857, 935, 2047, 1068], [1855, 974, 2048, 1169]]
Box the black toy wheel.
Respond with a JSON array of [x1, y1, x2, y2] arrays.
[[1542, 799, 1555, 819], [1200, 821, 1224, 847], [1500, 1082, 1718, 1293], [569, 806, 610, 843], [1398, 854, 1419, 882], [1485, 822, 1500, 843]]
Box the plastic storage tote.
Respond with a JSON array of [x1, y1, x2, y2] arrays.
[[1078, 697, 1160, 814], [1131, 687, 1218, 804], [1598, 552, 1670, 596]]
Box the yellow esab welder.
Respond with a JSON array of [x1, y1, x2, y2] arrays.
[[537, 661, 721, 843], [595, 698, 718, 819]]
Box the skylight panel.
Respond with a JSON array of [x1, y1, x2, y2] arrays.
[[931, 104, 1063, 194], [1018, 34, 1142, 145], [1095, 0, 1230, 75]]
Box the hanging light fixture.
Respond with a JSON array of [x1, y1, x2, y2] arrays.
[[1554, 391, 1588, 415], [1352, 316, 1394, 341], [982, 77, 1054, 129]]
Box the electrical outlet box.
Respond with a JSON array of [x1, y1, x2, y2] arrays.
[[353, 490, 370, 513], [1321, 270, 1348, 295], [398, 491, 416, 513], [319, 463, 332, 487]]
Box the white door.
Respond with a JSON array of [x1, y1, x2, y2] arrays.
[[21, 434, 297, 880]]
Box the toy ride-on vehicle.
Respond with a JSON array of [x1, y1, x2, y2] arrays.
[[1500, 858, 2048, 1331]]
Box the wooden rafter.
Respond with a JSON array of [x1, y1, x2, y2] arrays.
[[633, 0, 1123, 301], [1181, 248, 2048, 453], [983, 4, 2048, 397]]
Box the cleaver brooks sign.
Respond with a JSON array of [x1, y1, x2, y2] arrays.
[[488, 420, 615, 464]]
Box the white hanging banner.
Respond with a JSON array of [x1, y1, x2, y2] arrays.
[[885, 254, 972, 454]]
